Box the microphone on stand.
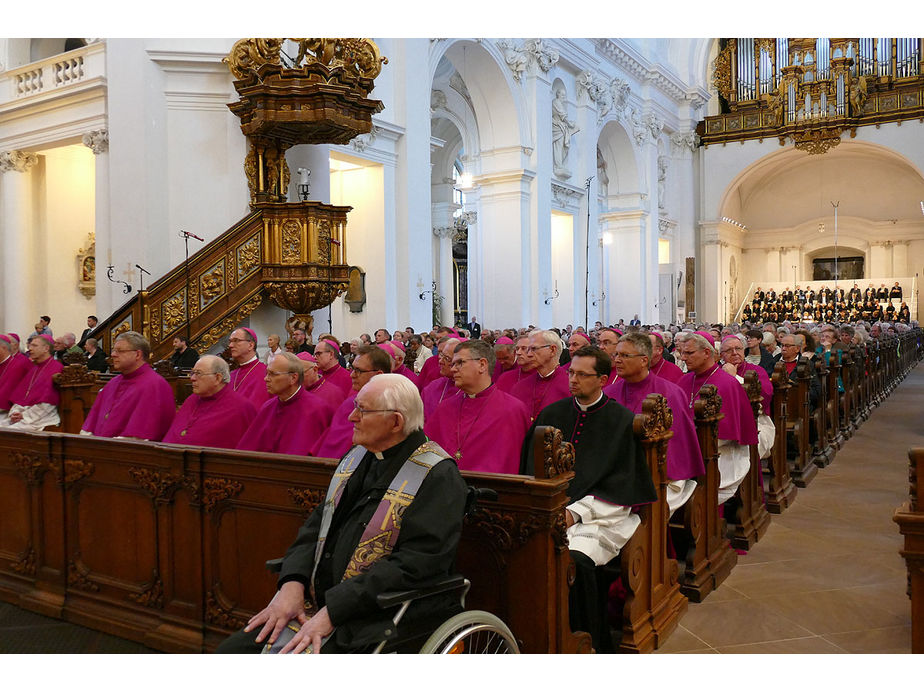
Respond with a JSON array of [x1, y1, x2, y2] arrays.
[[180, 230, 204, 242]]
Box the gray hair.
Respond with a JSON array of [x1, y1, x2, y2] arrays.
[[455, 339, 496, 370], [618, 332, 652, 360], [115, 331, 152, 359], [529, 329, 564, 355], [761, 331, 777, 348], [686, 333, 716, 354], [275, 351, 305, 385], [86, 338, 98, 349], [369, 373, 424, 435], [200, 355, 231, 383], [63, 332, 76, 346]]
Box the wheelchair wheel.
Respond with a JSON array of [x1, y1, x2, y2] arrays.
[[418, 610, 520, 654]]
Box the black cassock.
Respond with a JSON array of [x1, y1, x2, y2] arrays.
[[521, 395, 656, 653], [217, 430, 468, 653]]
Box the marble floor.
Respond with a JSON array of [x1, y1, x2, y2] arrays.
[[657, 360, 924, 654]]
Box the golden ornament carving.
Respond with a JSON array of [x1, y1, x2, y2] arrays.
[[712, 40, 735, 105], [289, 38, 387, 81], [194, 292, 264, 353], [111, 319, 132, 343], [793, 127, 842, 155], [161, 288, 187, 338], [281, 219, 302, 263], [244, 140, 291, 207], [77, 232, 96, 299], [200, 260, 226, 309], [316, 219, 332, 264], [237, 234, 261, 282], [202, 476, 244, 512], [693, 384, 723, 422], [264, 280, 349, 316], [223, 38, 284, 80]]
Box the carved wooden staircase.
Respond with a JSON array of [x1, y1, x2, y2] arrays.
[[91, 201, 351, 363]]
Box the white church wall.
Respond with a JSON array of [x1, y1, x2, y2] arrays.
[[37, 145, 96, 338]]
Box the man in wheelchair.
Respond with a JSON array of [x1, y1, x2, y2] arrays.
[[217, 373, 468, 654]]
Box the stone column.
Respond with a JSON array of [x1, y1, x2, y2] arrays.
[[82, 129, 111, 317], [0, 150, 39, 333], [432, 224, 456, 327]]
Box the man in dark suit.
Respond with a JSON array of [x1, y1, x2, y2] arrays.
[[78, 315, 98, 349], [466, 316, 481, 339]]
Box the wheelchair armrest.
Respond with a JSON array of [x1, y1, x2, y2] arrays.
[[375, 576, 469, 609], [265, 558, 283, 574]]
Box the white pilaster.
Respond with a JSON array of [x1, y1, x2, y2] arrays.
[[83, 129, 113, 317], [0, 150, 39, 334]]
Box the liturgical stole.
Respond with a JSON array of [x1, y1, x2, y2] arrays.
[[310, 440, 447, 589]]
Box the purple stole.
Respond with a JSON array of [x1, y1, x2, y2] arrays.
[[310, 440, 447, 590]]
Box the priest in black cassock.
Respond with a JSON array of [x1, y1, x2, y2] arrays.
[[520, 345, 656, 653]]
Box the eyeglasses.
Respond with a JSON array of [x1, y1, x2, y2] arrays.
[[111, 348, 140, 354], [352, 403, 398, 418], [567, 369, 600, 378], [525, 344, 552, 353], [190, 369, 218, 378], [612, 353, 645, 360], [450, 357, 479, 369], [351, 365, 381, 375]]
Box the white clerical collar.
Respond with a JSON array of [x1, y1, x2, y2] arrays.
[[537, 367, 557, 379], [575, 392, 604, 411], [241, 356, 258, 366], [373, 451, 385, 460], [282, 386, 301, 403]]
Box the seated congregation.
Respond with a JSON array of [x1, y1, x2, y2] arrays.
[[0, 319, 920, 654]]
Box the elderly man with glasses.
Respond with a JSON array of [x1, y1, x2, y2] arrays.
[[521, 345, 657, 653], [0, 334, 65, 431], [420, 337, 462, 419], [162, 355, 256, 447], [79, 331, 175, 440], [237, 352, 334, 455], [604, 333, 704, 514], [424, 339, 530, 473], [228, 327, 271, 409], [217, 373, 468, 654], [510, 329, 570, 421], [676, 332, 758, 505]]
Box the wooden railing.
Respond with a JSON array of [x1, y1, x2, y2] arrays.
[[894, 448, 924, 653], [89, 201, 351, 363]]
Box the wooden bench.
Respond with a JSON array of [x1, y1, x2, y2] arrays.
[[616, 393, 688, 653], [730, 370, 771, 551], [672, 384, 737, 602], [0, 427, 588, 653], [786, 361, 817, 488], [893, 448, 924, 654], [764, 361, 797, 513]]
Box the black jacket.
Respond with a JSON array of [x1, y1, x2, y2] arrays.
[[278, 430, 467, 652]]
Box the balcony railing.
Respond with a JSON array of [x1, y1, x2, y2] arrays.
[[2, 41, 105, 102]]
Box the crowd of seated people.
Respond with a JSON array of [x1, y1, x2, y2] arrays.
[[742, 281, 911, 324], [0, 305, 919, 652]]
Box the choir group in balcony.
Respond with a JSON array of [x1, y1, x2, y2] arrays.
[[743, 281, 911, 324]]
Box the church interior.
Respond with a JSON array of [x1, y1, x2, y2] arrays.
[[1, 25, 923, 667]]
